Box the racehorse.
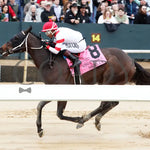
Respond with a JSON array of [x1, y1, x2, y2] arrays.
[[1, 27, 150, 138]]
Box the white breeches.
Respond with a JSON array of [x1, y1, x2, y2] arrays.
[[60, 40, 87, 53]]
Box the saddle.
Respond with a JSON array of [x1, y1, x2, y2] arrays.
[[41, 41, 107, 84], [48, 52, 81, 84]]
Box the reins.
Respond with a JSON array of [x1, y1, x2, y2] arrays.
[[9, 32, 44, 55], [27, 33, 44, 50], [8, 34, 28, 54], [24, 33, 44, 51]]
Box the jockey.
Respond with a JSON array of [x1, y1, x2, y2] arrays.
[[41, 20, 87, 67]]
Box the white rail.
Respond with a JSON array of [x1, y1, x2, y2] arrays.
[[123, 49, 150, 53], [0, 85, 150, 101], [2, 50, 150, 101]]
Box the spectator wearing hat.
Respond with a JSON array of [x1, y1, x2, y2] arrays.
[[64, 2, 80, 24], [80, 0, 91, 16], [79, 4, 90, 23], [41, 1, 56, 22]]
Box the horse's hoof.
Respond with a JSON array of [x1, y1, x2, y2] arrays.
[[95, 122, 101, 131], [76, 123, 84, 129], [38, 129, 44, 137]]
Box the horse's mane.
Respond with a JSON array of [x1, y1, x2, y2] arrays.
[[10, 31, 26, 47], [30, 31, 42, 41], [9, 30, 42, 48]]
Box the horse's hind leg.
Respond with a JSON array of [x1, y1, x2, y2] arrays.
[[57, 101, 82, 123], [76, 103, 104, 129], [36, 101, 51, 137], [76, 101, 119, 130], [95, 101, 119, 131]]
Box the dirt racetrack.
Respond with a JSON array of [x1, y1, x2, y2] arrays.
[[1, 101, 150, 150]]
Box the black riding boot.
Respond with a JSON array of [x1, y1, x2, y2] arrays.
[[63, 50, 81, 68]]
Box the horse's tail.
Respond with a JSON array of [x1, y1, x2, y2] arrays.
[[132, 61, 150, 85]]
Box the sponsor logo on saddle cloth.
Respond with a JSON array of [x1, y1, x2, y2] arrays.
[[66, 44, 107, 75]]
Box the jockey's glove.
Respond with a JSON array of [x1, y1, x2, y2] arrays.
[[41, 40, 55, 48], [41, 41, 48, 47], [48, 41, 55, 48], [46, 45, 50, 50]]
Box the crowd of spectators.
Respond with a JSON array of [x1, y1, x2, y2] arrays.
[[0, 0, 150, 24]]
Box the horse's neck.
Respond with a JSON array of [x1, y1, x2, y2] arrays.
[[28, 48, 49, 68], [27, 34, 50, 68]]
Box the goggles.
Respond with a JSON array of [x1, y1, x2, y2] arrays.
[[45, 29, 57, 36], [45, 30, 53, 36]]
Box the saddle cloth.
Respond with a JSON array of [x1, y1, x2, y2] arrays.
[[66, 44, 107, 76]]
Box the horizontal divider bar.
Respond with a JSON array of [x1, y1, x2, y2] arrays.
[[0, 84, 149, 101], [123, 49, 150, 53]]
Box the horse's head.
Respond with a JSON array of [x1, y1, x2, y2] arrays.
[[0, 26, 32, 56]]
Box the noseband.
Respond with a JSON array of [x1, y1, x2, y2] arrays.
[[1, 31, 28, 56]]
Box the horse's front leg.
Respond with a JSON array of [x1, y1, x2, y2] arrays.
[[57, 101, 82, 123], [36, 101, 51, 137]]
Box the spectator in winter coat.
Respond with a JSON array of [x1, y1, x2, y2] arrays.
[[24, 0, 39, 15], [41, 1, 56, 22], [24, 4, 41, 22], [0, 4, 16, 21], [64, 2, 80, 24], [0, 0, 17, 19], [50, 0, 64, 22], [8, 0, 19, 19], [125, 0, 138, 24], [134, 5, 148, 24], [36, 0, 46, 17], [80, 0, 91, 16], [78, 4, 90, 23]]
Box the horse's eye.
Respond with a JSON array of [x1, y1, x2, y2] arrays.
[[15, 36, 19, 40], [7, 42, 12, 47]]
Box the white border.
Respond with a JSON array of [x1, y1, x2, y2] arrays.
[[0, 85, 150, 101]]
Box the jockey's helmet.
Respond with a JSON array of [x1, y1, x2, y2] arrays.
[[41, 20, 58, 36]]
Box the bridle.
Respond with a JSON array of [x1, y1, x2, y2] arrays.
[[2, 31, 43, 56]]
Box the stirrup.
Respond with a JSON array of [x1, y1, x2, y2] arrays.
[[74, 65, 81, 84]]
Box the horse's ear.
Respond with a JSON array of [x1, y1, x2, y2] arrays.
[[24, 26, 32, 35]]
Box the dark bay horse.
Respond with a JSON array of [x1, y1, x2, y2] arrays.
[[1, 27, 150, 137]]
